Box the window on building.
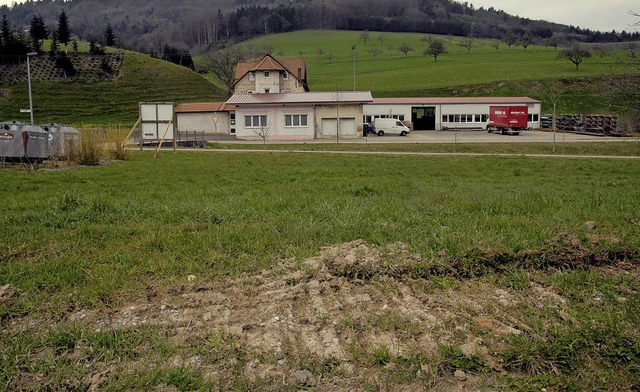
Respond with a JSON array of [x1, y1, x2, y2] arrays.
[[364, 115, 373, 123], [249, 72, 255, 81], [528, 114, 539, 121], [264, 88, 270, 93], [285, 114, 308, 127], [264, 71, 270, 78], [481, 114, 488, 122], [230, 113, 236, 126], [474, 115, 481, 122], [245, 115, 267, 128], [454, 115, 460, 122], [283, 72, 289, 80], [442, 115, 448, 123]]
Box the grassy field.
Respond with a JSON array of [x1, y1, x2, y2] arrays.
[[0, 51, 227, 126], [1, 151, 639, 390], [196, 30, 639, 115]]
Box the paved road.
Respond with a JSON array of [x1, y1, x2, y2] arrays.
[[214, 130, 637, 144]]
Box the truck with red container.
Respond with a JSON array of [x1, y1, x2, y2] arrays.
[[486, 106, 528, 135]]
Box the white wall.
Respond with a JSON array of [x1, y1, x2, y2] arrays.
[[235, 104, 315, 140], [176, 112, 231, 135]]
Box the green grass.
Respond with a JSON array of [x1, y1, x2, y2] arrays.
[[0, 51, 226, 126], [195, 30, 639, 114], [206, 140, 640, 156], [1, 150, 639, 390]]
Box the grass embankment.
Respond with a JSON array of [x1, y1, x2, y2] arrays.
[[195, 30, 639, 114], [207, 140, 640, 156], [0, 52, 226, 126], [1, 152, 639, 389]]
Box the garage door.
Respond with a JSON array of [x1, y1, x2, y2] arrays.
[[321, 118, 356, 136]]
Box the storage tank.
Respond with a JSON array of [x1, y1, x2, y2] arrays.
[[0, 121, 49, 163], [40, 123, 81, 159]]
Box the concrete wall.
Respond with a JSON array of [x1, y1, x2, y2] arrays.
[[176, 112, 231, 135]]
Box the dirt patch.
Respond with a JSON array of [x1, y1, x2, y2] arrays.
[[4, 239, 638, 390]]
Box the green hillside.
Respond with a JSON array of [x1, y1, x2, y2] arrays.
[[196, 30, 638, 115], [0, 52, 226, 127]]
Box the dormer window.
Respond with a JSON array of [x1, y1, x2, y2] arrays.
[[249, 72, 255, 81], [264, 71, 270, 78], [283, 71, 289, 80]]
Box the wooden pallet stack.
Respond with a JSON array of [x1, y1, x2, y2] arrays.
[[556, 114, 584, 132], [583, 115, 618, 134]]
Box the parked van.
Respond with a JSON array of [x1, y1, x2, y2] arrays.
[[371, 118, 411, 136]]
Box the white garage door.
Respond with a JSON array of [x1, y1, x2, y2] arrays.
[[321, 118, 356, 136]]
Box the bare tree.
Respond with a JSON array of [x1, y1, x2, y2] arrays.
[[520, 34, 533, 51], [360, 30, 370, 45], [558, 43, 592, 71], [593, 44, 612, 60], [502, 31, 517, 49], [317, 47, 324, 55], [399, 42, 413, 58], [326, 52, 334, 62], [546, 36, 561, 51], [206, 47, 243, 95], [377, 33, 385, 44], [368, 47, 381, 60], [424, 39, 447, 61], [459, 36, 473, 52], [252, 117, 272, 145]]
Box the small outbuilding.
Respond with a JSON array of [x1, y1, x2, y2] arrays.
[[175, 102, 236, 137]]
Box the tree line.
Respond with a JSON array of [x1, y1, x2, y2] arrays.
[[1, 0, 638, 59]]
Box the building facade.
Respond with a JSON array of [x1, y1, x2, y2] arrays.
[[232, 54, 309, 94]]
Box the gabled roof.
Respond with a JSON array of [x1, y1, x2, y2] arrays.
[[233, 54, 308, 91], [175, 102, 235, 113], [370, 97, 541, 105], [227, 91, 373, 105]]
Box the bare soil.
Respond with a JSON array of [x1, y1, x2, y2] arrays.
[[3, 239, 637, 391]]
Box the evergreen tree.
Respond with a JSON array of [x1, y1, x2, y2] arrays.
[[57, 10, 71, 48], [29, 15, 48, 54], [49, 31, 58, 57], [104, 23, 115, 47]]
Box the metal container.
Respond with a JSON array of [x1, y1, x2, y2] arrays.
[[40, 123, 81, 159], [0, 121, 49, 163]]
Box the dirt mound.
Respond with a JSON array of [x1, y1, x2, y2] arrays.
[[54, 240, 575, 390]]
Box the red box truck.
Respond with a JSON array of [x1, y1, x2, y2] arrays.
[[487, 106, 528, 135]]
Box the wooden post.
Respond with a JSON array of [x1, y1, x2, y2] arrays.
[[122, 117, 141, 150], [154, 119, 174, 158]]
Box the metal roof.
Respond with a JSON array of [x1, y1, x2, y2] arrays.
[[370, 97, 541, 105], [175, 102, 235, 113], [227, 91, 373, 105]]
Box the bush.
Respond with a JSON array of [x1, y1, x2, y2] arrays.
[[72, 128, 105, 165]]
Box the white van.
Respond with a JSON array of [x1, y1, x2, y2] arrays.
[[371, 118, 411, 136]]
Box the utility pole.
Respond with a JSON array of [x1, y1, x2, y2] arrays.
[[352, 45, 356, 91], [26, 52, 38, 124]]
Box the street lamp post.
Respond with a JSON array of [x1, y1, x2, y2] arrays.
[[26, 52, 37, 124], [351, 45, 356, 91]]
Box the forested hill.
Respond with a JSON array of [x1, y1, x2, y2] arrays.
[[2, 0, 638, 56]]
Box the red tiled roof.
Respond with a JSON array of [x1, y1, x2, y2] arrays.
[[371, 97, 540, 105], [174, 102, 235, 113]]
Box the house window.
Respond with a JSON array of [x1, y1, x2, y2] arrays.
[[285, 114, 308, 127], [264, 71, 270, 78], [230, 113, 236, 126], [481, 114, 488, 122], [249, 72, 255, 81], [245, 115, 267, 128], [264, 88, 270, 93], [474, 115, 481, 122], [364, 115, 373, 123], [283, 72, 289, 80], [442, 115, 448, 123], [528, 114, 539, 121]]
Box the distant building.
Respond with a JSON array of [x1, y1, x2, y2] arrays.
[[226, 92, 373, 140], [364, 97, 542, 131], [232, 54, 309, 94]]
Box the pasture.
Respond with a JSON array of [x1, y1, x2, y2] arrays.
[[1, 150, 639, 390]]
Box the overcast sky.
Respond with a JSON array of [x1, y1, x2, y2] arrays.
[[0, 0, 638, 32]]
